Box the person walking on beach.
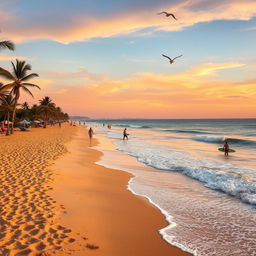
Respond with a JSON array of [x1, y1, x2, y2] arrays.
[[123, 128, 129, 140], [223, 140, 229, 156], [88, 127, 94, 140]]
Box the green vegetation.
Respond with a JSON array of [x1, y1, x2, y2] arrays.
[[0, 37, 69, 135]]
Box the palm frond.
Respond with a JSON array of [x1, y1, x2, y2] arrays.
[[0, 94, 15, 111], [0, 83, 15, 92], [21, 86, 34, 98], [39, 96, 53, 105], [22, 82, 41, 90], [12, 59, 34, 79], [10, 86, 17, 96], [0, 40, 15, 51], [15, 59, 24, 78], [37, 105, 56, 115], [11, 61, 18, 79], [21, 73, 39, 82], [0, 67, 16, 80], [21, 63, 31, 78], [0, 82, 10, 95]]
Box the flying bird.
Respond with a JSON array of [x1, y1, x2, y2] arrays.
[[158, 12, 177, 20], [162, 54, 183, 64]]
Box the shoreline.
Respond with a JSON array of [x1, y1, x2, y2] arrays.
[[93, 133, 192, 254], [51, 126, 192, 256]]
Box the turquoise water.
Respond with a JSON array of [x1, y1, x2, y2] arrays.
[[83, 119, 256, 256]]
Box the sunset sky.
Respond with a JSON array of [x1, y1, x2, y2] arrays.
[[0, 0, 256, 118]]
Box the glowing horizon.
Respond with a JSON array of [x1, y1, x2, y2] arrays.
[[0, 0, 256, 118]]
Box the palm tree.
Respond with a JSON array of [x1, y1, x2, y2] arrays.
[[0, 82, 7, 120], [21, 101, 29, 110], [63, 113, 69, 121], [0, 94, 15, 135], [30, 104, 38, 121], [37, 96, 56, 128], [0, 40, 15, 51], [0, 59, 40, 134], [54, 106, 61, 119]]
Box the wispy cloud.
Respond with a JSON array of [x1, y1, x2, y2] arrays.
[[0, 54, 30, 61], [2, 0, 256, 43], [188, 62, 246, 77]]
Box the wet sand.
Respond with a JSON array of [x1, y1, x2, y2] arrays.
[[52, 126, 192, 256], [0, 124, 192, 255]]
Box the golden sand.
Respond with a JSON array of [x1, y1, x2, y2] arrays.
[[0, 125, 77, 256], [0, 124, 191, 256], [51, 126, 191, 256]]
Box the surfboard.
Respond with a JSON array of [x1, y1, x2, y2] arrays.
[[218, 148, 236, 153]]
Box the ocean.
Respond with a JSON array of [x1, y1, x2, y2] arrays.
[[83, 119, 256, 256]]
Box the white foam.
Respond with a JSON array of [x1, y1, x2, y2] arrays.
[[126, 177, 195, 255], [193, 135, 225, 143], [93, 125, 256, 256], [111, 136, 256, 206]]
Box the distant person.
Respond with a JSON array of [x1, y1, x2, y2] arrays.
[[88, 127, 94, 140], [107, 125, 111, 129], [223, 140, 229, 156], [59, 121, 61, 127], [123, 128, 129, 140]]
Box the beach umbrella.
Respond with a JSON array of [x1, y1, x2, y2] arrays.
[[19, 120, 31, 124], [1, 120, 12, 124]]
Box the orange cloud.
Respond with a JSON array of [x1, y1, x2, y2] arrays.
[[19, 62, 256, 118], [190, 63, 245, 76]]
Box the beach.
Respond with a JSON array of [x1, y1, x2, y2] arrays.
[[85, 119, 256, 256], [0, 124, 191, 255], [0, 0, 255, 254], [0, 124, 77, 255], [52, 125, 191, 256]]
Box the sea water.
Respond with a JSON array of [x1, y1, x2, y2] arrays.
[[83, 119, 256, 256]]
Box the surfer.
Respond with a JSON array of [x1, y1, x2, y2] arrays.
[[223, 140, 229, 156], [123, 128, 129, 140]]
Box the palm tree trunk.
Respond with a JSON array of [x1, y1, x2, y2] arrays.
[[44, 113, 48, 128], [44, 118, 47, 128], [6, 111, 10, 136], [11, 98, 18, 134], [10, 91, 20, 134]]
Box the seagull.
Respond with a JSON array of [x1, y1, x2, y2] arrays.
[[162, 54, 183, 64], [158, 12, 177, 20]]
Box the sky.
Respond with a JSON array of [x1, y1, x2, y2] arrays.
[[0, 0, 256, 118]]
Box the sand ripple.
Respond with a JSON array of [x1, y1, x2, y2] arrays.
[[0, 126, 78, 256]]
